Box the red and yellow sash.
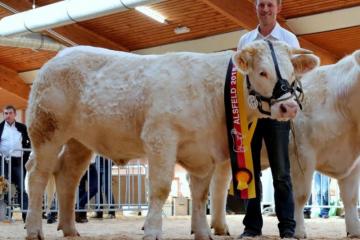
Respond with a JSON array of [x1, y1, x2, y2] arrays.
[[224, 60, 257, 199]]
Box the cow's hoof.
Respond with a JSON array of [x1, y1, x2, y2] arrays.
[[294, 231, 307, 239], [347, 232, 360, 238], [212, 224, 230, 236], [143, 234, 162, 240], [64, 231, 80, 237], [194, 233, 214, 240], [26, 231, 44, 240]]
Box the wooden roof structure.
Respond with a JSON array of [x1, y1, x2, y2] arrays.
[[0, 0, 359, 110]]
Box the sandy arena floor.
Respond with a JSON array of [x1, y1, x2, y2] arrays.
[[0, 214, 356, 240]]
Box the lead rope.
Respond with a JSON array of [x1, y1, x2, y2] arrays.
[[290, 120, 305, 176]]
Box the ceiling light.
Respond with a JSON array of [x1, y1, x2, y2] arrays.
[[174, 26, 190, 34], [135, 6, 167, 24]]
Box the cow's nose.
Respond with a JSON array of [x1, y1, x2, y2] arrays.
[[280, 103, 298, 118], [280, 103, 287, 113]]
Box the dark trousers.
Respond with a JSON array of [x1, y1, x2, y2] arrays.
[[243, 118, 296, 237], [95, 157, 115, 215], [0, 156, 28, 221], [78, 163, 98, 210], [304, 172, 330, 217]]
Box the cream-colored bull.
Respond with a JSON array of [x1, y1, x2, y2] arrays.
[[210, 49, 360, 239], [291, 49, 360, 238], [25, 40, 318, 240]]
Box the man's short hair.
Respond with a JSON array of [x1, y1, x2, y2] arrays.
[[4, 105, 16, 114], [255, 0, 282, 5]]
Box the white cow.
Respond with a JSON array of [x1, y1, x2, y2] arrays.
[[25, 40, 318, 240], [291, 49, 360, 238], [210, 49, 360, 239]]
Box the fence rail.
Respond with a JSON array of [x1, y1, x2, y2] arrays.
[[0, 149, 149, 220], [1, 149, 359, 221]]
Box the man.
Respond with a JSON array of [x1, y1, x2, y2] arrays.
[[90, 156, 116, 219], [76, 154, 99, 223], [237, 0, 298, 238], [0, 105, 31, 222], [303, 172, 330, 219]]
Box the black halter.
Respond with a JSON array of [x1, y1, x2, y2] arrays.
[[246, 40, 304, 116]]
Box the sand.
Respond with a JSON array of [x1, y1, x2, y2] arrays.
[[0, 214, 354, 240]]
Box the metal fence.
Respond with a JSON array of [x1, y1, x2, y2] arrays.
[[0, 149, 149, 220], [261, 168, 360, 216], [0, 148, 359, 221]]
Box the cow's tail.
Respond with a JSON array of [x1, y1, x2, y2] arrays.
[[45, 175, 56, 214]]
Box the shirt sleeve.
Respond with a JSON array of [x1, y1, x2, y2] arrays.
[[237, 35, 245, 50], [286, 33, 300, 48]]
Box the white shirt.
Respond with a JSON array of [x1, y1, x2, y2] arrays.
[[237, 22, 300, 50], [0, 122, 23, 157]]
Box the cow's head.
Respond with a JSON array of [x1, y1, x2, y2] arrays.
[[233, 40, 319, 120]]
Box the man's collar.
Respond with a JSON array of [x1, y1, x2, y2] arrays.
[[253, 22, 281, 40], [5, 121, 16, 127]]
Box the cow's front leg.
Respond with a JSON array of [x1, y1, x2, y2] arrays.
[[210, 160, 231, 236], [190, 167, 215, 240], [338, 163, 360, 238], [142, 126, 178, 240], [292, 161, 314, 239]]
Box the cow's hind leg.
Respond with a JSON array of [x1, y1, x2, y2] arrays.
[[142, 125, 178, 240], [210, 160, 231, 236], [190, 167, 215, 240], [338, 163, 360, 238], [55, 139, 93, 237], [26, 143, 63, 240]]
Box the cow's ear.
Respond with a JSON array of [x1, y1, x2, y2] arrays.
[[290, 48, 313, 55], [233, 48, 256, 74], [354, 49, 360, 67], [291, 53, 320, 76]]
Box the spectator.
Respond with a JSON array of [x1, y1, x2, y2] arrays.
[[304, 172, 330, 219], [91, 156, 115, 219], [75, 154, 98, 223], [237, 0, 299, 238], [46, 198, 58, 224], [0, 105, 30, 222]]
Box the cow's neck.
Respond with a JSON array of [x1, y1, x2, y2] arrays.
[[242, 78, 260, 122]]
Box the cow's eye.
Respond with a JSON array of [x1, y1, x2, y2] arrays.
[[260, 71, 268, 78]]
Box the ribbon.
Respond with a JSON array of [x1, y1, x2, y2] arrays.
[[224, 59, 257, 199]]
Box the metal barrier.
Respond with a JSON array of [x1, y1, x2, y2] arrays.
[[1, 148, 358, 220], [0, 148, 30, 220], [0, 149, 149, 220], [73, 156, 149, 215], [261, 170, 360, 216]]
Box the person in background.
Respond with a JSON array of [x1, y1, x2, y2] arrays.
[[75, 154, 99, 223], [91, 156, 115, 219], [0, 105, 31, 222], [303, 172, 330, 219], [237, 0, 299, 238]]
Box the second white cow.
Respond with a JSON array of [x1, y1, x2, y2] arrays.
[[291, 49, 360, 238], [25, 40, 318, 240], [210, 49, 360, 239]]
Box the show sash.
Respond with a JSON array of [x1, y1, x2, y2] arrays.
[[224, 59, 257, 199]]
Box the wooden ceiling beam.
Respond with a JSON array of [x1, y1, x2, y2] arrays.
[[0, 65, 30, 100], [0, 0, 129, 51], [201, 0, 339, 64]]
